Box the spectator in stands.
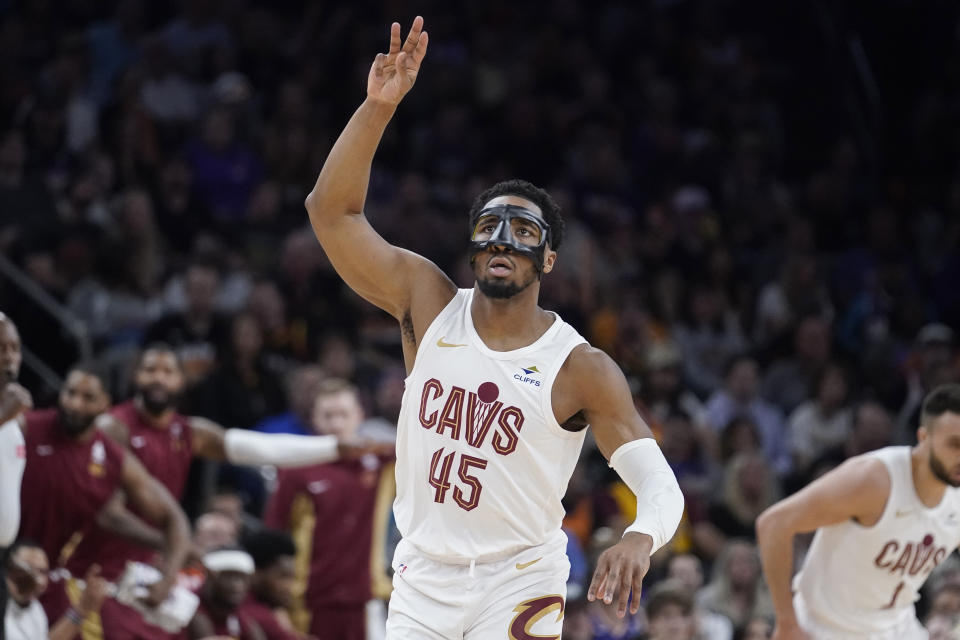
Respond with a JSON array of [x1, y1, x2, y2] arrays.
[[706, 356, 789, 475], [144, 260, 230, 387], [180, 511, 240, 592], [840, 401, 894, 458], [788, 361, 853, 473], [666, 554, 734, 640], [697, 540, 774, 634], [674, 282, 748, 398], [927, 583, 960, 620], [255, 365, 325, 436], [761, 315, 833, 414], [706, 454, 781, 543], [643, 580, 697, 640]]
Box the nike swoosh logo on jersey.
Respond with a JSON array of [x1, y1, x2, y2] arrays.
[[896, 509, 915, 518], [437, 337, 468, 348], [516, 557, 542, 571]]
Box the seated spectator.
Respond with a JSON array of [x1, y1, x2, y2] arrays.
[[643, 579, 697, 640], [180, 511, 240, 592], [706, 356, 789, 475], [188, 548, 265, 640], [637, 341, 710, 437], [241, 529, 314, 639], [707, 454, 780, 542], [144, 260, 231, 388], [697, 540, 774, 634], [788, 362, 853, 473], [4, 540, 109, 640], [928, 583, 960, 620], [674, 282, 749, 398], [667, 554, 734, 640], [761, 315, 832, 414], [719, 416, 763, 464], [255, 365, 325, 436]]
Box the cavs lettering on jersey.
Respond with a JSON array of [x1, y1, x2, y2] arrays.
[[794, 446, 960, 634], [66, 401, 194, 581], [394, 288, 587, 561]]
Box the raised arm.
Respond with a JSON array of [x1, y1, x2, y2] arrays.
[[119, 451, 192, 606], [756, 456, 889, 640], [190, 416, 392, 465], [557, 347, 684, 618], [304, 17, 455, 329]]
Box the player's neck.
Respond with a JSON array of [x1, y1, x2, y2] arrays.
[[471, 284, 552, 351], [911, 447, 948, 508]]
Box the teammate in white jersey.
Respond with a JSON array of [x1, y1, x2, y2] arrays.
[[303, 16, 684, 639], [757, 384, 960, 640]]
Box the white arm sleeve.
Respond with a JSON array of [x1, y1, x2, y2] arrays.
[[224, 430, 338, 467], [608, 438, 684, 553], [0, 419, 26, 546]]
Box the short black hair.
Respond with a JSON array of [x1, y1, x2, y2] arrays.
[[468, 179, 565, 250], [243, 529, 296, 570], [138, 342, 184, 371], [67, 361, 112, 396], [921, 384, 960, 428]]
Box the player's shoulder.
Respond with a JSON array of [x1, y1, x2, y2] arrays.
[[560, 344, 622, 383], [822, 451, 892, 497]]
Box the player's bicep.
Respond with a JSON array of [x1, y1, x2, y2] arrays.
[[764, 457, 890, 533], [574, 348, 654, 459], [313, 213, 454, 318], [189, 416, 228, 460]]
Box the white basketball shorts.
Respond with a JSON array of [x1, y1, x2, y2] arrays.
[[386, 532, 570, 639]]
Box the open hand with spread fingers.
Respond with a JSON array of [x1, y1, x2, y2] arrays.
[[586, 532, 653, 618], [368, 16, 429, 106]]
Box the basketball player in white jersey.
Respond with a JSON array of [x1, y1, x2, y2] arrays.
[[303, 16, 684, 639], [757, 384, 960, 640]]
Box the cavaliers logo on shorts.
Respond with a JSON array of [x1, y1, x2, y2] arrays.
[[508, 595, 564, 640]]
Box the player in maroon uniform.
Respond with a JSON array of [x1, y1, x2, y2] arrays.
[[238, 529, 314, 640], [188, 549, 265, 640], [265, 379, 395, 640], [16, 364, 191, 627], [69, 344, 383, 639]]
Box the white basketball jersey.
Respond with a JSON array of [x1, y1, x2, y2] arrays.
[[794, 446, 960, 634], [393, 288, 588, 562]]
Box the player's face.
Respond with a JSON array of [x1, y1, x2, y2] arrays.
[[261, 556, 295, 608], [210, 569, 250, 609], [135, 350, 185, 415], [472, 196, 555, 300], [58, 371, 109, 436], [0, 321, 22, 385], [925, 412, 960, 487]]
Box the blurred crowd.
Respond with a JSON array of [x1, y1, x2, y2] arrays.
[[2, 0, 960, 638]]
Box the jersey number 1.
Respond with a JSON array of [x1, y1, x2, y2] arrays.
[[882, 581, 904, 609], [429, 447, 488, 511]]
